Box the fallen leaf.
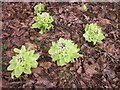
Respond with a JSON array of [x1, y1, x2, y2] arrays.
[[11, 37, 22, 47], [105, 44, 115, 54], [21, 22, 28, 28], [23, 80, 34, 88], [36, 77, 56, 88], [84, 63, 98, 77], [98, 18, 111, 26], [32, 67, 44, 75], [25, 42, 39, 51], [104, 69, 116, 80], [106, 11, 117, 20], [72, 84, 77, 88], [39, 62, 52, 69], [77, 66, 82, 74], [80, 80, 86, 88], [5, 50, 14, 57], [1, 78, 8, 88], [2, 32, 9, 38], [11, 29, 19, 37], [0, 78, 2, 89], [97, 57, 105, 66]]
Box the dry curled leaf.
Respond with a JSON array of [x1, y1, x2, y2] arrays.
[[5, 50, 14, 57], [84, 63, 98, 77], [97, 57, 105, 66], [98, 18, 111, 26], [32, 67, 44, 75], [39, 62, 52, 69], [36, 77, 56, 88], [25, 42, 39, 51], [77, 66, 82, 74]]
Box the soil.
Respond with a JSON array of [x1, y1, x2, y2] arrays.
[[1, 2, 120, 89]]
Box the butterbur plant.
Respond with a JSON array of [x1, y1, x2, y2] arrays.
[[49, 38, 81, 66], [83, 23, 105, 45], [34, 3, 45, 14], [32, 3, 54, 34], [7, 45, 39, 79], [82, 4, 88, 12], [32, 12, 54, 34]]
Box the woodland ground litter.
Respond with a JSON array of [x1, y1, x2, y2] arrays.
[[1, 2, 120, 89]]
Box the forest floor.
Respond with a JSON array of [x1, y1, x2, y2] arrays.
[[1, 2, 120, 89]]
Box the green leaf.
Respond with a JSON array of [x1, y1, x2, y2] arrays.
[[9, 58, 16, 64], [32, 23, 40, 29], [14, 48, 20, 53], [39, 30, 44, 34], [24, 67, 31, 74], [29, 50, 34, 55], [7, 63, 16, 71], [11, 71, 15, 79], [31, 61, 38, 68], [14, 66, 23, 78], [21, 45, 26, 51], [33, 54, 39, 60]]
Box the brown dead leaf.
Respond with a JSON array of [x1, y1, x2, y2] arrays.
[[104, 69, 116, 80], [0, 21, 2, 30], [67, 12, 76, 22], [11, 37, 22, 47], [39, 62, 52, 69], [19, 30, 28, 37], [8, 25, 17, 30], [0, 78, 2, 89], [75, 5, 82, 11], [58, 7, 64, 14], [23, 80, 34, 88], [11, 29, 19, 37], [1, 78, 8, 88], [36, 37, 43, 41], [2, 32, 9, 38], [36, 77, 56, 88], [72, 84, 77, 88], [77, 66, 82, 74], [80, 80, 86, 88], [105, 44, 116, 54], [106, 11, 117, 21], [97, 57, 105, 66], [84, 63, 98, 77], [5, 50, 14, 57], [32, 67, 44, 75], [21, 22, 28, 28], [98, 18, 111, 26], [25, 42, 39, 51]]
